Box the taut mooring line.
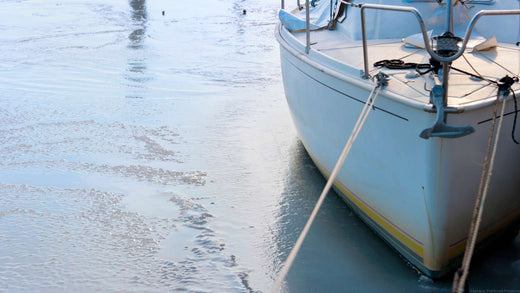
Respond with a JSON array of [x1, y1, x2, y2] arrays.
[[271, 73, 388, 292], [452, 89, 508, 293]]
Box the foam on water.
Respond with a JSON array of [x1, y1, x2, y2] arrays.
[[0, 0, 272, 291], [0, 184, 250, 292]]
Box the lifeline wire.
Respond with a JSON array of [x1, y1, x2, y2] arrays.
[[271, 81, 383, 293], [452, 91, 508, 293]]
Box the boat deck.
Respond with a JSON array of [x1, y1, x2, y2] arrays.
[[291, 29, 520, 108]]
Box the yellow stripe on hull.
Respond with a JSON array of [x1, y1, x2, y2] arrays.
[[308, 153, 424, 259], [448, 209, 520, 259], [308, 150, 520, 276]]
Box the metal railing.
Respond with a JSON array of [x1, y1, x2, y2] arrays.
[[281, 0, 520, 79], [351, 1, 520, 78]]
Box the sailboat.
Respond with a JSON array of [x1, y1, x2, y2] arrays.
[[276, 0, 520, 278]]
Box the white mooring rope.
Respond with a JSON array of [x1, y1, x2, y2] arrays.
[[271, 74, 387, 293], [452, 92, 508, 293]]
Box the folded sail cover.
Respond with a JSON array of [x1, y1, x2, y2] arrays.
[[279, 0, 336, 32]]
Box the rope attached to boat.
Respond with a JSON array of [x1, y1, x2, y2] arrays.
[[374, 58, 440, 75], [375, 56, 520, 143], [451, 87, 510, 293], [511, 88, 519, 144], [270, 72, 389, 293], [373, 59, 433, 71]]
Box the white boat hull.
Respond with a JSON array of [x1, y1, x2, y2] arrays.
[[278, 30, 520, 277]]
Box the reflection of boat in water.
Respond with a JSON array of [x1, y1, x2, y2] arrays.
[[276, 0, 520, 278]]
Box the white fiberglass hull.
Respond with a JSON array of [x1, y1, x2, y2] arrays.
[[277, 29, 520, 278]]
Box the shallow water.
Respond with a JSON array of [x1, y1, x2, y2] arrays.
[[0, 0, 519, 292]]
